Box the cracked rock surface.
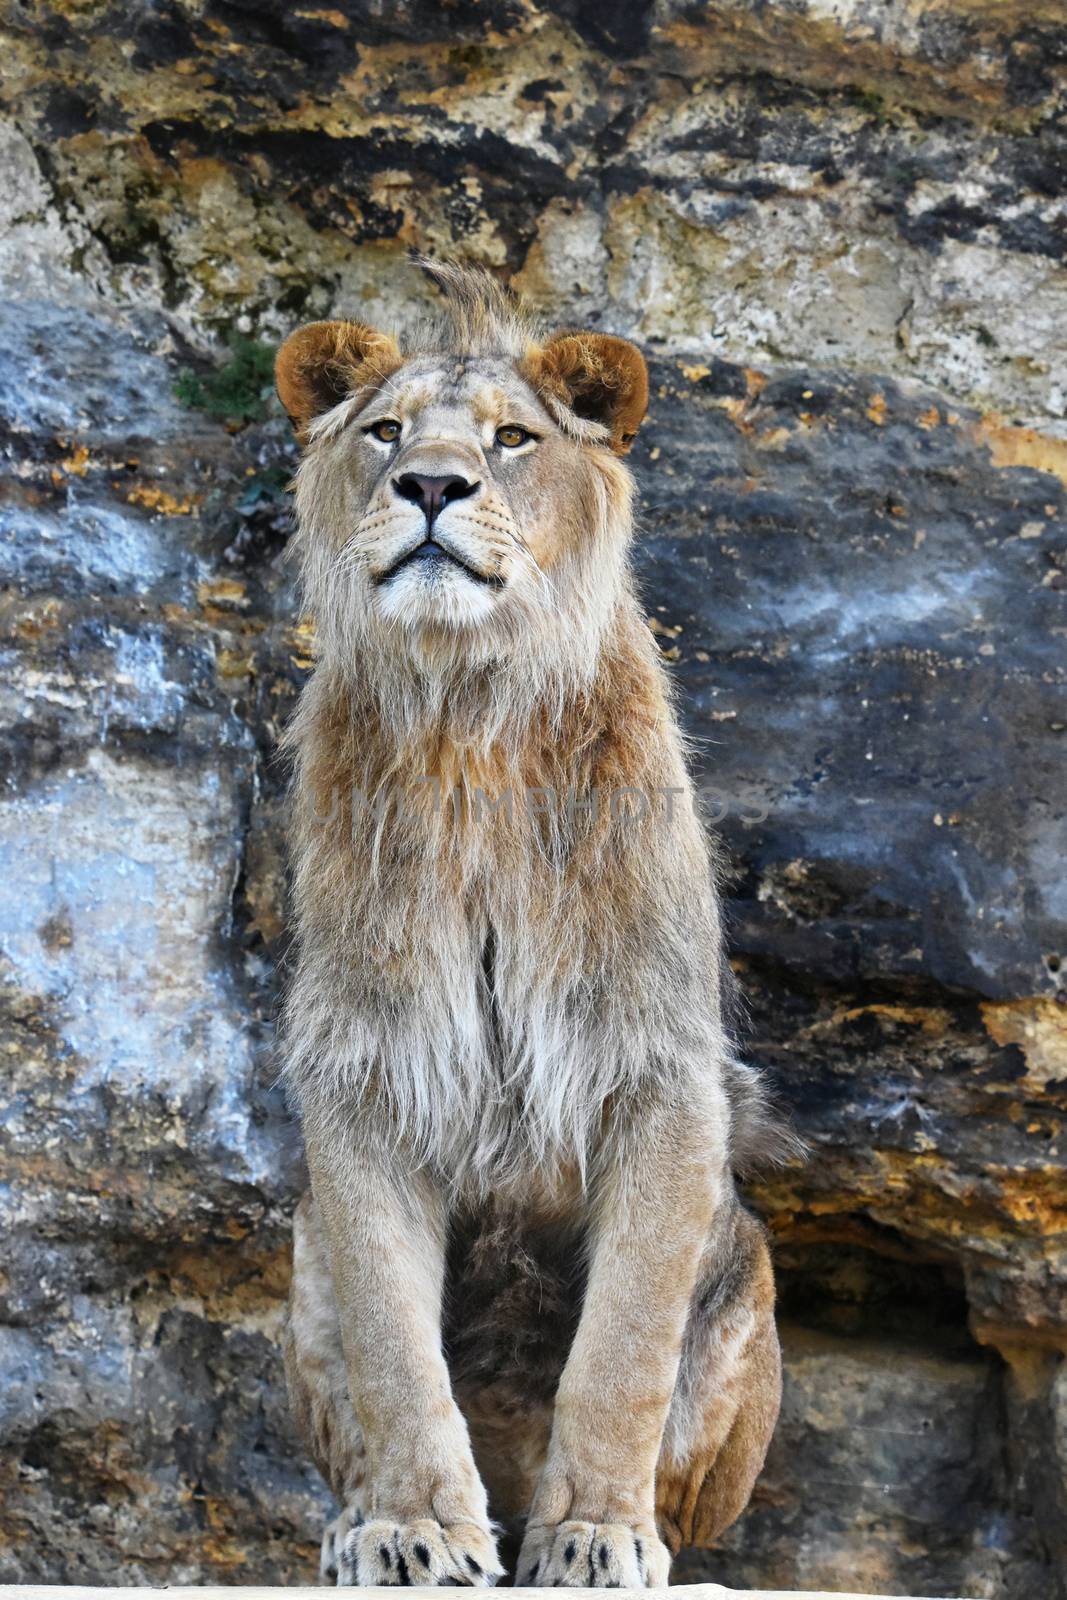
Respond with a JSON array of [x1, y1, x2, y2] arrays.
[[1, 3, 1065, 1594]]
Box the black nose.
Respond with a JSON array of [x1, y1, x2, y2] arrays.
[[393, 472, 478, 528]]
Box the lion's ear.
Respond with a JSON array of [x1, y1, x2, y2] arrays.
[[275, 320, 402, 439], [526, 331, 649, 455]]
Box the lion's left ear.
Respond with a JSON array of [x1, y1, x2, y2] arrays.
[[524, 331, 649, 455], [275, 319, 402, 441]]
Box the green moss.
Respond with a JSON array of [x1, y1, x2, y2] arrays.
[[236, 464, 291, 516], [174, 335, 276, 424], [851, 87, 893, 127]]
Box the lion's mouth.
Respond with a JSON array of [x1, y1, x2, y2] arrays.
[[378, 537, 501, 588]]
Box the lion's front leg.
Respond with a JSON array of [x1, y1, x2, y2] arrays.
[[305, 1117, 503, 1588], [517, 1091, 727, 1589]]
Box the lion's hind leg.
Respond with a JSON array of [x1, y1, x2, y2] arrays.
[[284, 1191, 369, 1580], [655, 1204, 781, 1553]]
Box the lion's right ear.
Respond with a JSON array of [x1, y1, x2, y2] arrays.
[[275, 320, 402, 440]]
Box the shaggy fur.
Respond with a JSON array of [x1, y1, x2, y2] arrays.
[[278, 262, 788, 1588]]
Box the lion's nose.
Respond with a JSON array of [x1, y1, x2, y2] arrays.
[[393, 472, 478, 528]]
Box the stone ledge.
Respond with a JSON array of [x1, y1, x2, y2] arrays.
[[0, 1586, 970, 1599]]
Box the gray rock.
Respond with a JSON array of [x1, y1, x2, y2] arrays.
[[0, 3, 1065, 1592]]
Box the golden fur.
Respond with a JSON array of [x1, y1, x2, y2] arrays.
[[277, 263, 785, 1588]]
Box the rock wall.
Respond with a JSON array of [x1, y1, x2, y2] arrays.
[[1, 3, 1065, 1595]]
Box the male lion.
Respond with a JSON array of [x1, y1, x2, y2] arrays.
[[276, 263, 787, 1589]]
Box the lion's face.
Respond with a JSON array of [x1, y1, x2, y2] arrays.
[[276, 275, 648, 673], [305, 356, 599, 634]]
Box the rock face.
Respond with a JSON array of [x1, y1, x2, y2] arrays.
[[1, 3, 1065, 1595]]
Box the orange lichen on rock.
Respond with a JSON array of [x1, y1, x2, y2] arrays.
[[973, 414, 1067, 490], [127, 484, 200, 514], [982, 997, 1067, 1087]]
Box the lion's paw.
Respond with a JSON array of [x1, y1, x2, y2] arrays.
[[338, 1517, 502, 1587], [516, 1521, 670, 1589]]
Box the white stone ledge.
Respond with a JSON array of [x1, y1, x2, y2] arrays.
[[0, 1586, 969, 1599]]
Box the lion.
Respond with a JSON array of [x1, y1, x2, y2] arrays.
[[274, 262, 788, 1590]]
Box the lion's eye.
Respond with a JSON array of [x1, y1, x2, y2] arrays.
[[496, 424, 532, 449], [368, 418, 401, 443]]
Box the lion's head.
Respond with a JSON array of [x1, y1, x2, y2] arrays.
[[276, 263, 648, 688]]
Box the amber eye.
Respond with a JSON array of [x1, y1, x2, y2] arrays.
[[368, 418, 401, 443], [496, 424, 532, 449]]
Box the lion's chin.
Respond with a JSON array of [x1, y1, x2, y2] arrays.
[[374, 559, 504, 632]]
